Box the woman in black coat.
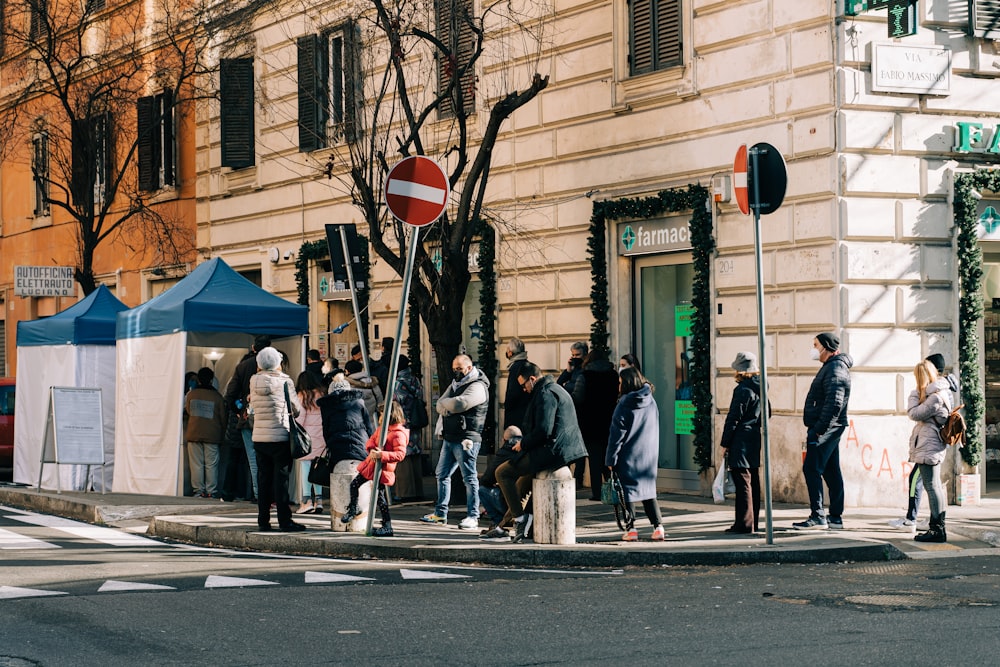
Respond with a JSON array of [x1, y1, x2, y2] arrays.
[[719, 352, 767, 534], [317, 373, 374, 467], [573, 350, 621, 500]]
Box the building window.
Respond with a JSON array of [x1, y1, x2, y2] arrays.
[[435, 0, 476, 118], [29, 0, 47, 41], [220, 57, 255, 169], [32, 131, 50, 216], [137, 89, 175, 191], [71, 112, 113, 209], [628, 0, 681, 76], [86, 0, 106, 12], [297, 23, 361, 152], [969, 0, 1000, 39]]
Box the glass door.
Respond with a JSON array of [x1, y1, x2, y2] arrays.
[[633, 253, 698, 491]]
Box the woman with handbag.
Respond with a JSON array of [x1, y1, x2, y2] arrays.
[[340, 401, 409, 537], [605, 367, 664, 542], [908, 360, 952, 543], [294, 372, 328, 515], [249, 347, 305, 533], [719, 352, 766, 534]]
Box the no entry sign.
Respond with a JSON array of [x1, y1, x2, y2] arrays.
[[734, 144, 749, 215], [384, 156, 450, 227]]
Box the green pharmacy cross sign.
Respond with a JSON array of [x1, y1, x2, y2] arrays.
[[981, 206, 1000, 236], [845, 0, 917, 38]]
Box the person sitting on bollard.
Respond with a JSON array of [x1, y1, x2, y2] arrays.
[[317, 373, 374, 471], [478, 426, 522, 541], [340, 401, 409, 537]]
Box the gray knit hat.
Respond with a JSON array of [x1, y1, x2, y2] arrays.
[[731, 351, 759, 373]]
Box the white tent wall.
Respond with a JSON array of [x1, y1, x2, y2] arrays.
[[77, 345, 117, 491], [13, 345, 96, 490], [113, 332, 186, 495]]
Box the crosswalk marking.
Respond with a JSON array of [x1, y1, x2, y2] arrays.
[[98, 580, 176, 592], [204, 575, 278, 588], [304, 571, 375, 584], [399, 568, 470, 580], [0, 586, 67, 600], [0, 526, 60, 550], [5, 514, 162, 547]]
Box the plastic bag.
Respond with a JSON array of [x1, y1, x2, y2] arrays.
[[712, 464, 727, 504]]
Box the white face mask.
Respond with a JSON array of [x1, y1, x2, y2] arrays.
[[809, 347, 821, 361]]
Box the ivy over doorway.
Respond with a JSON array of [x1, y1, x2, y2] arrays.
[[953, 170, 1000, 468], [590, 185, 714, 471]]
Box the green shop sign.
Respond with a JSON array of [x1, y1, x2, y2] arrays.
[[675, 400, 695, 435], [954, 122, 1000, 154], [617, 216, 692, 256]]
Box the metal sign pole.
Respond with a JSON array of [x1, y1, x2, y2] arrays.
[[364, 225, 421, 535], [339, 226, 371, 375], [750, 145, 774, 545]]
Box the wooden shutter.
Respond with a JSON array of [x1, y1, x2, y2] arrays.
[[298, 34, 327, 152], [137, 95, 157, 191], [29, 0, 47, 40], [656, 0, 681, 69], [435, 0, 475, 118], [220, 58, 255, 169], [630, 0, 681, 75], [970, 0, 1000, 38], [343, 21, 362, 143], [630, 0, 653, 76], [161, 89, 175, 186], [71, 118, 90, 206]]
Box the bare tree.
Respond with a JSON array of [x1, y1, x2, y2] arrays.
[[321, 0, 549, 386], [0, 0, 235, 294]]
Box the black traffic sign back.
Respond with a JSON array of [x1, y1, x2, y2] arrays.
[[748, 142, 787, 216]]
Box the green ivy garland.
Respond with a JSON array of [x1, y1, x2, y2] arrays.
[[294, 237, 370, 349], [953, 171, 1000, 468], [477, 220, 499, 454], [590, 185, 714, 472]]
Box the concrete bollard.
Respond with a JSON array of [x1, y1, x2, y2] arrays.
[[532, 466, 576, 545], [330, 460, 371, 532]]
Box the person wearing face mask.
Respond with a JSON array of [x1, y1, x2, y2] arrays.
[[557, 341, 588, 488], [793, 332, 854, 530], [503, 338, 531, 430], [618, 353, 642, 375], [421, 354, 490, 530]]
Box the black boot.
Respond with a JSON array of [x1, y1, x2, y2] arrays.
[[914, 512, 946, 543], [341, 501, 360, 524], [372, 521, 394, 537]]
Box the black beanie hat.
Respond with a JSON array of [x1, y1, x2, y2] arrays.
[[925, 353, 946, 374], [815, 332, 840, 352]]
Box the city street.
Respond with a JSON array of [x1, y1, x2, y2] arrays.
[[1, 507, 998, 666]]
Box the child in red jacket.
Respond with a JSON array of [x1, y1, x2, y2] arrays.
[[341, 401, 409, 536]]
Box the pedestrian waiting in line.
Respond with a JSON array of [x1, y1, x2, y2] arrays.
[[344, 359, 383, 422], [305, 349, 325, 385], [340, 401, 409, 537], [316, 373, 373, 471], [294, 371, 328, 515], [478, 426, 522, 541], [618, 353, 642, 375], [907, 360, 952, 543], [573, 349, 620, 501], [606, 367, 665, 542], [502, 338, 531, 430], [184, 367, 227, 499], [224, 334, 273, 503], [719, 352, 767, 535]]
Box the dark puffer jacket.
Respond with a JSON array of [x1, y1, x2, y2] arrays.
[[317, 388, 374, 466], [520, 375, 587, 472], [803, 352, 853, 438], [720, 376, 766, 469]]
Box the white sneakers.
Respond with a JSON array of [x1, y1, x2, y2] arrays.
[[458, 517, 479, 530], [888, 517, 917, 533]]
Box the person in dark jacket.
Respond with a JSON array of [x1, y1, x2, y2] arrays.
[[316, 373, 374, 467], [794, 332, 853, 530], [496, 362, 588, 543], [572, 349, 620, 500], [606, 367, 664, 542], [719, 352, 767, 534], [478, 425, 522, 540], [223, 334, 272, 501], [305, 349, 324, 385], [502, 338, 531, 429]]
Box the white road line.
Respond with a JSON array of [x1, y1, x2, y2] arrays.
[[204, 575, 278, 588], [5, 514, 162, 547], [0, 586, 67, 600], [98, 580, 176, 592], [0, 526, 60, 550], [304, 571, 375, 584], [399, 568, 470, 580]]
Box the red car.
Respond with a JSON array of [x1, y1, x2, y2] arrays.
[[0, 378, 13, 481]]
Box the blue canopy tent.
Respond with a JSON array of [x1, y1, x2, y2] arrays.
[[114, 258, 309, 495], [14, 285, 128, 490]]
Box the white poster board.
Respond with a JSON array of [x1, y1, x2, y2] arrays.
[[39, 387, 106, 491]]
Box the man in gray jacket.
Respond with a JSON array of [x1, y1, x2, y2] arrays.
[[421, 354, 490, 530], [794, 332, 853, 530]]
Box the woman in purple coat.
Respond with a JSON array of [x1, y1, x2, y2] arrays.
[[606, 367, 664, 542]]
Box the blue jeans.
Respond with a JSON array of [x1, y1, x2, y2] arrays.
[[802, 425, 846, 519], [241, 428, 259, 499], [478, 486, 507, 526], [434, 439, 480, 519]]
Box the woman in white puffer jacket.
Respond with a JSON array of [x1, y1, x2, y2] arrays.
[[250, 347, 304, 532], [906, 360, 952, 543]]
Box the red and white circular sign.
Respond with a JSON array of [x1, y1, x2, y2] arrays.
[[733, 144, 749, 216], [384, 156, 450, 227]]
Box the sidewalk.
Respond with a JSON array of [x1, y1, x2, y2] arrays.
[[2, 483, 999, 567]]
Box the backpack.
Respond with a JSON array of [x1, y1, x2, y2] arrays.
[[939, 404, 966, 447], [408, 392, 430, 430]]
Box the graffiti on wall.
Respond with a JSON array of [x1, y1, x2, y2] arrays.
[[843, 419, 915, 491]]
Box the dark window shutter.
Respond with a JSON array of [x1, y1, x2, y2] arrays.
[[99, 112, 114, 205], [656, 0, 681, 68], [435, 0, 476, 118], [30, 0, 47, 40], [161, 89, 175, 186], [137, 95, 157, 191], [298, 35, 326, 152], [220, 58, 255, 169], [970, 0, 1000, 38], [71, 118, 90, 206], [343, 21, 362, 143], [629, 0, 653, 76]]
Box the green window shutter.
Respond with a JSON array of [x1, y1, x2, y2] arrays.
[[630, 0, 681, 75], [137, 95, 157, 191], [220, 58, 255, 169], [630, 0, 653, 75], [298, 34, 327, 152], [656, 0, 681, 68]]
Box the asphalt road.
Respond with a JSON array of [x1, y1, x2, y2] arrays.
[[1, 507, 999, 666]]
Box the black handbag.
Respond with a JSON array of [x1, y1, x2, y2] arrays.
[[284, 384, 312, 459], [307, 452, 333, 486], [602, 470, 633, 530]]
